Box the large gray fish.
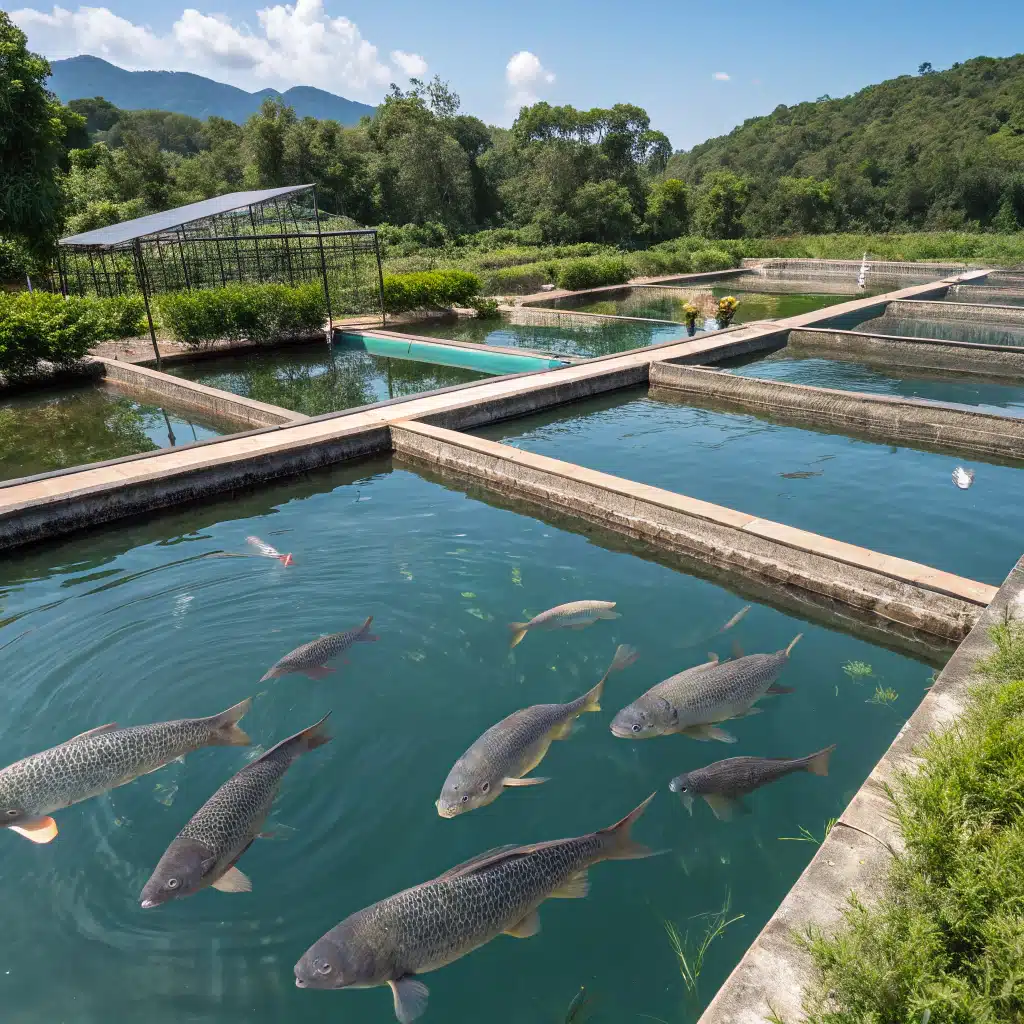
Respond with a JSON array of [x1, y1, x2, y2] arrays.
[[436, 645, 638, 818], [610, 634, 801, 744], [261, 616, 378, 681], [293, 794, 656, 1023], [669, 745, 835, 820], [508, 601, 619, 649], [139, 714, 331, 906], [0, 699, 252, 844]]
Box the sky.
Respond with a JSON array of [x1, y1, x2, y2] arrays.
[[11, 0, 1024, 151]]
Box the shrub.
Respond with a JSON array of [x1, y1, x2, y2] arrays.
[[555, 256, 631, 291], [471, 297, 501, 319], [156, 282, 326, 348], [625, 248, 692, 277], [477, 262, 557, 295], [690, 247, 736, 273], [381, 269, 481, 313]]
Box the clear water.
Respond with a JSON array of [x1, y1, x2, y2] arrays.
[[944, 288, 1024, 307], [0, 458, 932, 1024], [854, 315, 1024, 347], [727, 351, 1024, 418], [167, 344, 490, 416], [476, 390, 1024, 586], [0, 383, 231, 482], [400, 315, 686, 359]]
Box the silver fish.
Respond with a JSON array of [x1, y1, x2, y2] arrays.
[[436, 645, 638, 818], [293, 794, 656, 1022], [952, 467, 975, 490], [0, 699, 252, 844], [669, 745, 835, 820], [610, 634, 801, 744], [139, 714, 331, 906], [718, 605, 751, 634], [508, 601, 620, 649], [261, 617, 378, 681], [246, 535, 293, 565]]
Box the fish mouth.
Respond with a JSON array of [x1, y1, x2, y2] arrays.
[[140, 899, 159, 909], [295, 978, 307, 988], [435, 801, 459, 819], [610, 722, 635, 739]]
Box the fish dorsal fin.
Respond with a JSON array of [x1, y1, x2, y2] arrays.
[[433, 845, 526, 882], [70, 723, 119, 742]]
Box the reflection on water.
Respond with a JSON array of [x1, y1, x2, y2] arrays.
[[477, 390, 1024, 585], [0, 383, 229, 481], [0, 460, 931, 1023], [169, 345, 489, 416]]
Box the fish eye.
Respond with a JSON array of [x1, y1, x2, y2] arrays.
[[679, 785, 688, 792], [460, 795, 469, 803], [167, 878, 180, 889], [5, 809, 18, 817], [631, 724, 641, 733], [317, 962, 332, 975], [481, 782, 490, 793]]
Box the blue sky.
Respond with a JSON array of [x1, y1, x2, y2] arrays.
[[12, 0, 1024, 150]]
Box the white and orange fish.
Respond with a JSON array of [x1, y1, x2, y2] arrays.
[[246, 536, 293, 566]]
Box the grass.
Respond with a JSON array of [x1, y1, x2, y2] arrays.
[[779, 818, 837, 846], [793, 620, 1024, 1023], [664, 890, 745, 995]]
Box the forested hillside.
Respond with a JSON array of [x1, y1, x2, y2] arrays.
[[666, 55, 1024, 235]]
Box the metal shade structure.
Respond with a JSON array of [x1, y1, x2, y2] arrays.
[[57, 184, 385, 365]]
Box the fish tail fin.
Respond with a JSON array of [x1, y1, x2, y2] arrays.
[[279, 553, 293, 567], [208, 698, 253, 746], [599, 793, 658, 861], [581, 677, 605, 715], [508, 623, 529, 649], [804, 744, 836, 777], [355, 616, 378, 642], [784, 633, 803, 657], [265, 713, 333, 761], [584, 645, 639, 713]]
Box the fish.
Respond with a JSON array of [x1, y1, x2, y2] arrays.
[[609, 634, 801, 744], [508, 601, 620, 649], [261, 617, 378, 681], [293, 794, 657, 1022], [668, 745, 835, 820], [139, 715, 331, 907], [718, 605, 751, 634], [0, 699, 252, 844], [779, 471, 823, 479], [952, 466, 975, 490], [246, 535, 293, 566], [565, 986, 589, 1023], [436, 645, 638, 818]]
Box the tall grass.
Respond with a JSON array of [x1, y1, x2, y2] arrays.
[[664, 890, 745, 995]]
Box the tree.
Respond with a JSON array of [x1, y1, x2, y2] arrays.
[[918, 62, 935, 75], [67, 96, 121, 134], [643, 178, 690, 239], [570, 180, 637, 242], [694, 171, 749, 238], [0, 13, 74, 253]]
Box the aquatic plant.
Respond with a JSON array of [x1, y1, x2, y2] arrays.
[[779, 817, 837, 846], [842, 659, 874, 680], [797, 621, 1024, 1021], [866, 685, 898, 706], [664, 890, 744, 994]]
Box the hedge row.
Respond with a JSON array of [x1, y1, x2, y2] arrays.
[[0, 292, 145, 379], [155, 282, 326, 348], [381, 269, 481, 313]]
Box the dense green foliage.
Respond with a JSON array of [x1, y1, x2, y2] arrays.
[[798, 620, 1024, 1023], [0, 291, 144, 377], [554, 256, 631, 291], [155, 282, 326, 348], [667, 55, 1024, 235], [380, 269, 481, 312]]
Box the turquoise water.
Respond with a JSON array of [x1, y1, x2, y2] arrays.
[[0, 459, 933, 1023], [167, 344, 490, 416], [338, 332, 566, 372], [0, 383, 231, 482], [401, 315, 686, 359], [476, 390, 1024, 585], [727, 351, 1024, 418], [854, 314, 1024, 347]]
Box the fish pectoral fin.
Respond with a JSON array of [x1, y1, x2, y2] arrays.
[[681, 725, 737, 744], [503, 908, 541, 938], [551, 869, 590, 899], [731, 639, 744, 660], [389, 977, 430, 1024], [567, 624, 591, 630], [503, 776, 549, 787], [706, 652, 720, 664], [704, 794, 749, 821], [70, 723, 119, 741], [210, 866, 252, 893], [767, 683, 795, 694], [302, 666, 336, 680], [549, 719, 574, 741], [735, 707, 763, 718], [9, 816, 58, 844]]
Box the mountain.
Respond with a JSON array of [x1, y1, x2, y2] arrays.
[[48, 55, 377, 126], [666, 54, 1024, 233]]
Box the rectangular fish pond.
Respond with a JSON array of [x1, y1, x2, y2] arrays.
[[0, 456, 937, 1024], [724, 348, 1024, 419], [475, 389, 1024, 586], [0, 381, 234, 483], [165, 341, 498, 417], [851, 311, 1024, 347]]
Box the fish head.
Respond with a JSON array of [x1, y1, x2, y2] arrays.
[[139, 839, 213, 908], [295, 928, 376, 991], [436, 760, 498, 818], [0, 802, 35, 830], [610, 701, 665, 739], [668, 773, 695, 814]]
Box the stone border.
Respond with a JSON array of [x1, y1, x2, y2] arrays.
[[945, 283, 1024, 305], [890, 298, 1024, 326], [649, 361, 1024, 462], [695, 555, 1024, 1024], [390, 420, 993, 639]]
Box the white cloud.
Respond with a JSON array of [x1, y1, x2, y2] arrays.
[[505, 50, 554, 109], [712, 71, 730, 81], [390, 49, 427, 79], [12, 0, 410, 99]]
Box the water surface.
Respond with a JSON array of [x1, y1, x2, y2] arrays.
[[0, 460, 932, 1024], [0, 383, 230, 481], [854, 314, 1024, 347], [476, 391, 1024, 585]]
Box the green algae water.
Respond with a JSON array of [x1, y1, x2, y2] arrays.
[[727, 350, 1024, 418], [167, 344, 489, 416], [0, 383, 231, 482], [476, 391, 1024, 586], [0, 459, 934, 1023]]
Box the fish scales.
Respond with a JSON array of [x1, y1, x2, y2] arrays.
[[684, 755, 813, 795]]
